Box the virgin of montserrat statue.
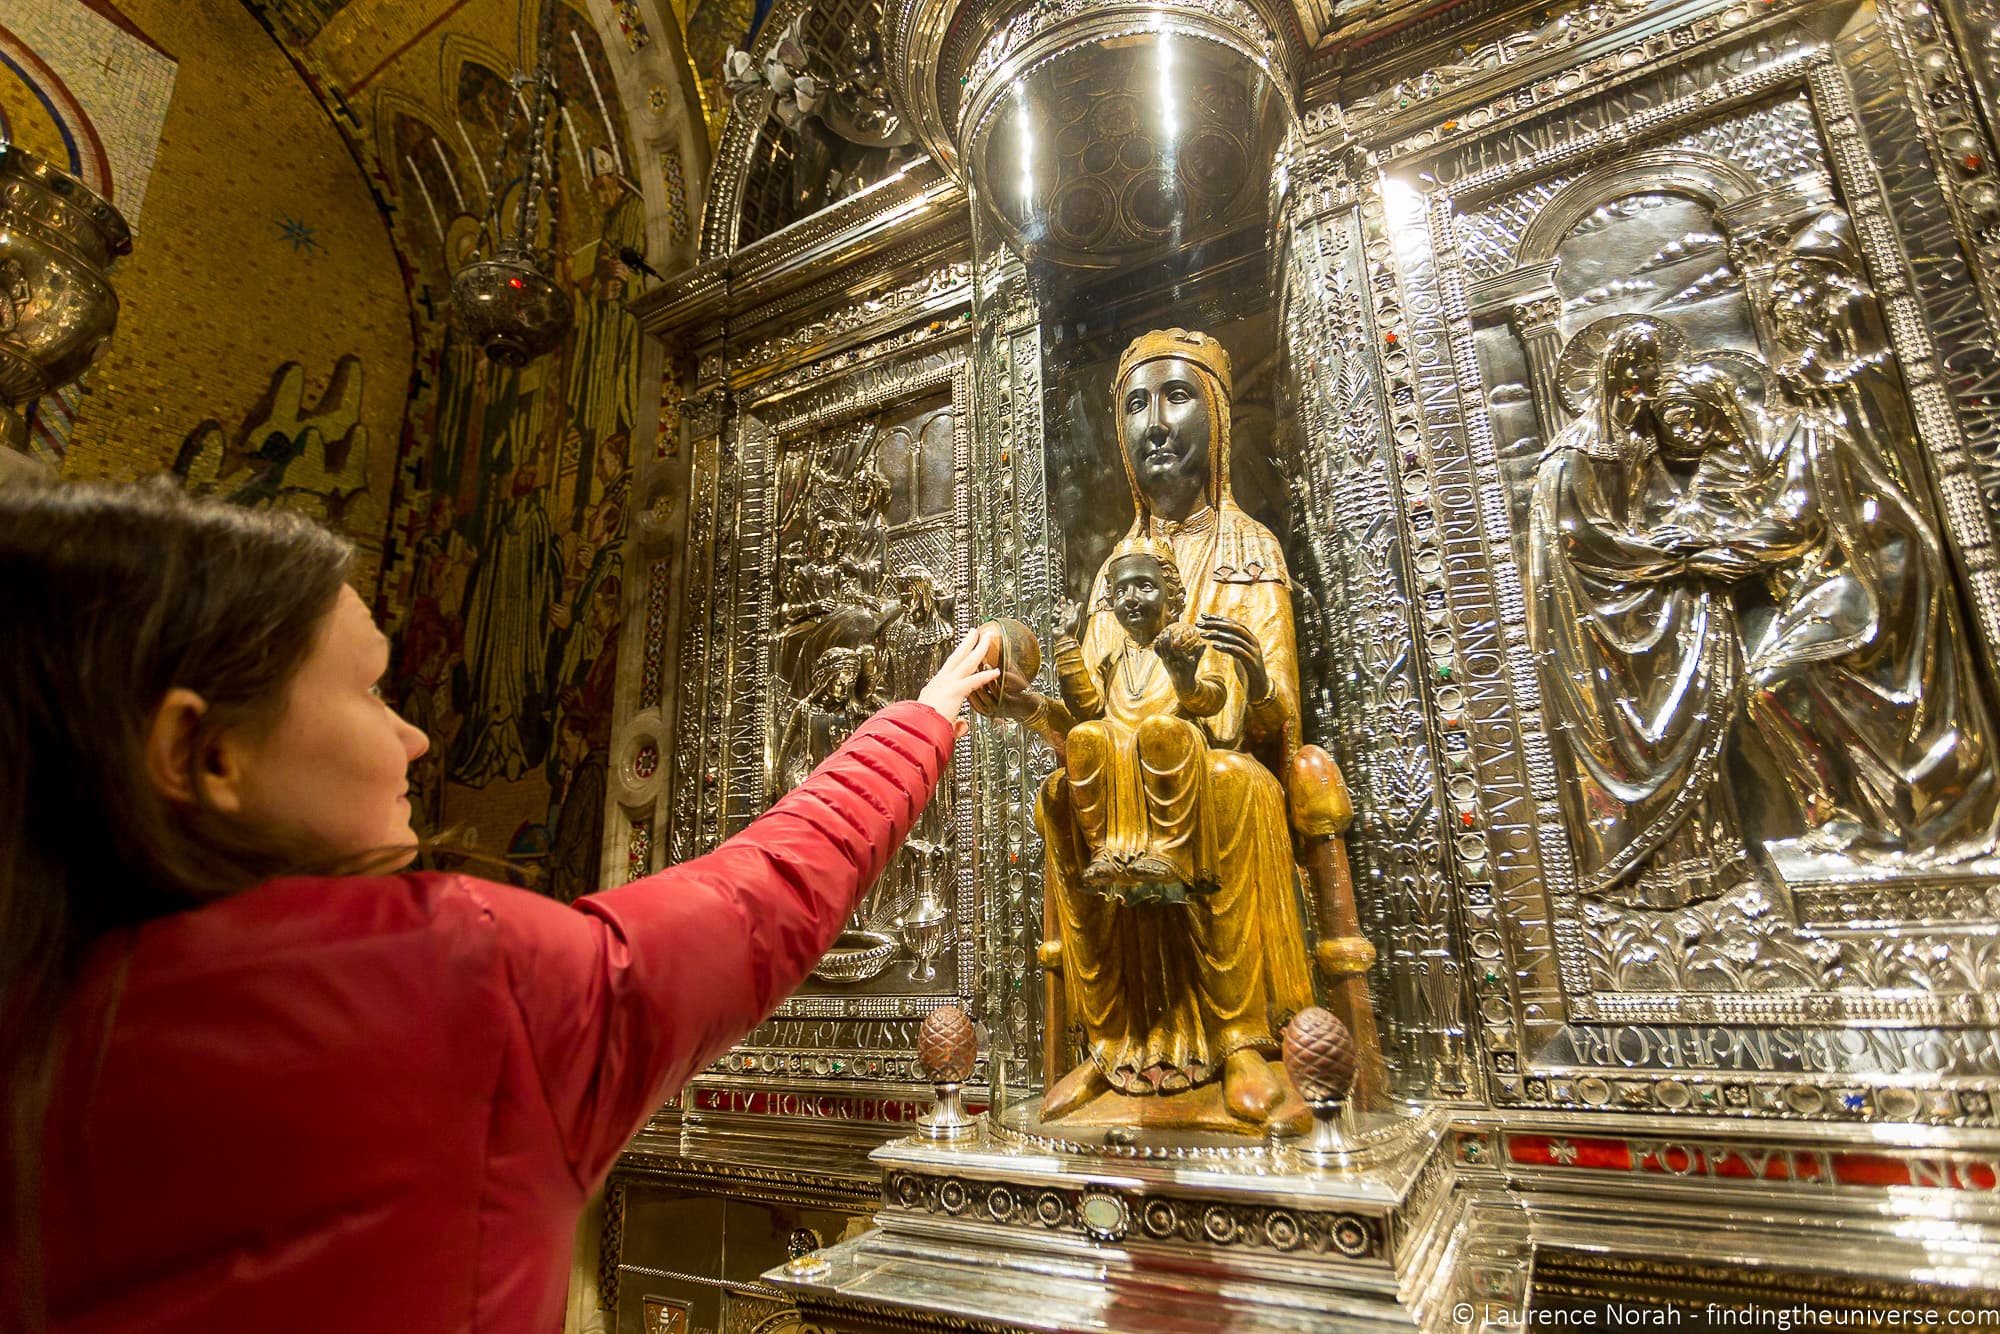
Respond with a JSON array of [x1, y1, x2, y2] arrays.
[[978, 328, 1381, 1136]]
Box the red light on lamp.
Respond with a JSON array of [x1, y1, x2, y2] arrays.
[[508, 276, 525, 289]]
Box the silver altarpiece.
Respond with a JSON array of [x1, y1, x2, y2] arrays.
[[601, 0, 2000, 1326]]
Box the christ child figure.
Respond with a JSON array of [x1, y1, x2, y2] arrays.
[[1049, 535, 1238, 904]]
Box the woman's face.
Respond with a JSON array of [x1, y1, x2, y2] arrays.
[[225, 586, 430, 866]]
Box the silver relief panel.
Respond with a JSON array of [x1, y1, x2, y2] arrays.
[[736, 349, 979, 1011], [667, 321, 988, 1151], [1345, 0, 2000, 1121], [966, 244, 1056, 1107]]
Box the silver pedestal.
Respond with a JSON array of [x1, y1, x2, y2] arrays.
[[917, 1082, 977, 1141], [766, 1105, 1519, 1333]]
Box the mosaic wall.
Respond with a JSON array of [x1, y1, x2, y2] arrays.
[[684, 0, 758, 143], [5, 0, 714, 903], [1, 0, 413, 597], [0, 1, 174, 218], [250, 0, 709, 898]]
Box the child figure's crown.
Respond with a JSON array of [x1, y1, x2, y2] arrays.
[[1103, 533, 1187, 619]]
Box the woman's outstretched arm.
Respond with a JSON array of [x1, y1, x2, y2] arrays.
[[472, 631, 994, 1188]]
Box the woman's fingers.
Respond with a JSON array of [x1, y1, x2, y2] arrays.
[[935, 627, 979, 673], [949, 624, 997, 673], [960, 665, 1001, 693], [952, 667, 1000, 713], [918, 625, 999, 721], [948, 628, 988, 668], [939, 626, 980, 669], [937, 663, 999, 702]]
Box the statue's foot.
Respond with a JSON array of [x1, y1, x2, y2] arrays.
[[1222, 1049, 1283, 1125], [1124, 853, 1185, 883], [1081, 854, 1121, 888], [1042, 1059, 1112, 1121], [1266, 1084, 1311, 1137]]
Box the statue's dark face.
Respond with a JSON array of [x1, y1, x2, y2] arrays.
[[1108, 555, 1171, 643], [1120, 358, 1211, 519]]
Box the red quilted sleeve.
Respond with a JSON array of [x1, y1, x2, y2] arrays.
[[480, 700, 955, 1186]]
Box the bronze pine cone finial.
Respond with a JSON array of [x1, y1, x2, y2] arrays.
[[1282, 1006, 1357, 1104], [917, 1004, 977, 1084]]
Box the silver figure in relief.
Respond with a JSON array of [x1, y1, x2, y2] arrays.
[[881, 564, 958, 925], [768, 432, 899, 813], [1529, 222, 2000, 908], [884, 563, 957, 714], [1752, 211, 2000, 868], [773, 643, 890, 799], [1528, 316, 1752, 909]]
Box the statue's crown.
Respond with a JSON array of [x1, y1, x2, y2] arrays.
[[1108, 531, 1181, 574], [1117, 328, 1233, 392]]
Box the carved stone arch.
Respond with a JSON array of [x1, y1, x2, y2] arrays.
[[577, 0, 711, 266], [700, 0, 817, 260], [1515, 148, 1764, 266], [556, 0, 710, 270], [699, 0, 899, 259]]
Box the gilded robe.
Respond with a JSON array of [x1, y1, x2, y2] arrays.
[[1042, 502, 1314, 1092]]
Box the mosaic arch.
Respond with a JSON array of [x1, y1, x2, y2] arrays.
[[0, 23, 110, 192]]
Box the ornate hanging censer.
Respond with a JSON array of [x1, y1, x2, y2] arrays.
[[449, 0, 573, 367], [0, 145, 131, 457]]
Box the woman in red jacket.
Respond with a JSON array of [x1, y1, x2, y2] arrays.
[[0, 480, 996, 1333]]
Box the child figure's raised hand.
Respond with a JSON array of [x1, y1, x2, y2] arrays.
[[1154, 622, 1207, 687]]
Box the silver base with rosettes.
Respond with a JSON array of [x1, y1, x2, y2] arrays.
[[766, 1105, 1493, 1333]]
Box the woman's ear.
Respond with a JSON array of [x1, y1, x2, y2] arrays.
[[144, 688, 206, 804], [144, 688, 246, 812]]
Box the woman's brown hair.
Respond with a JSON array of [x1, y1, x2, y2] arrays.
[[0, 477, 352, 1323]]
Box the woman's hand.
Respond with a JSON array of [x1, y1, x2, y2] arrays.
[[917, 627, 1001, 739], [1196, 614, 1269, 700]]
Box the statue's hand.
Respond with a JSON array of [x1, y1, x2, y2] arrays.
[[1196, 614, 1270, 700], [1154, 623, 1207, 685], [971, 668, 1040, 721], [1055, 596, 1086, 640]]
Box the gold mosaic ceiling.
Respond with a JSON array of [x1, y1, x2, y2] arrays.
[[251, 0, 736, 146]]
